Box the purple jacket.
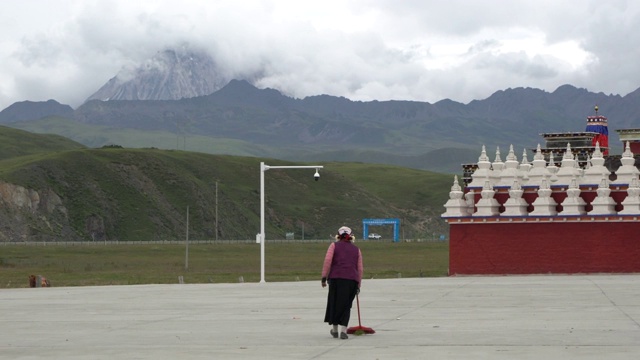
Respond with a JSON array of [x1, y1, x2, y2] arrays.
[[322, 240, 363, 285]]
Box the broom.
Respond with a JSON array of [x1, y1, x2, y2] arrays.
[[347, 294, 375, 335]]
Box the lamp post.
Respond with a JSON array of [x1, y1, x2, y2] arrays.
[[259, 162, 323, 283]]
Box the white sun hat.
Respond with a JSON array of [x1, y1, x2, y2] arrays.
[[338, 226, 352, 235]]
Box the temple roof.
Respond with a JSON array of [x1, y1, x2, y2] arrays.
[[540, 132, 599, 139]]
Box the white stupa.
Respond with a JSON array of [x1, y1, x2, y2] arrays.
[[558, 176, 587, 215], [490, 147, 504, 186], [468, 145, 492, 188], [582, 142, 611, 185], [442, 176, 470, 217], [555, 143, 582, 186], [546, 151, 559, 183], [611, 141, 640, 185], [529, 178, 557, 216], [618, 177, 640, 214], [501, 180, 528, 216], [473, 180, 500, 216], [518, 149, 532, 185], [497, 145, 521, 187], [527, 144, 552, 186], [589, 176, 617, 215]]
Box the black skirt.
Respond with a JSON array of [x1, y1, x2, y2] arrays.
[[324, 278, 358, 326]]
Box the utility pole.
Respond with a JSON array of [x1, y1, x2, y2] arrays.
[[185, 206, 189, 270], [215, 181, 218, 241]]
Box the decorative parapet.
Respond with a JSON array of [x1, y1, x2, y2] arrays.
[[443, 143, 640, 220], [444, 214, 640, 224]]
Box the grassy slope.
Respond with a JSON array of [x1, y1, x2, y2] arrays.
[[0, 124, 86, 160], [0, 147, 452, 242], [0, 149, 259, 241]]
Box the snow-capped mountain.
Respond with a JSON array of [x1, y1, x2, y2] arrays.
[[85, 46, 230, 102]]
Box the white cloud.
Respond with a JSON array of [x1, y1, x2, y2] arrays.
[[0, 0, 639, 110]]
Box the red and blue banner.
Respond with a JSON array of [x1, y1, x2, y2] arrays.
[[586, 116, 608, 155]]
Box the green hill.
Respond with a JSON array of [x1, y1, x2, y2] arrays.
[[10, 116, 277, 157], [0, 129, 452, 243], [0, 125, 85, 160], [11, 116, 472, 174]]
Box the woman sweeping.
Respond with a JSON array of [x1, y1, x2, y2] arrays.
[[321, 226, 364, 339]]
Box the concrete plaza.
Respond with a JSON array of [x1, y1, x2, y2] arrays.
[[2, 275, 640, 359]]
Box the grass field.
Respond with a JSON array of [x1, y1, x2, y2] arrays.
[[0, 241, 449, 288]]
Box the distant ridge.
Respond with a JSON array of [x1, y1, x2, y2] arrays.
[[0, 100, 73, 123], [3, 79, 640, 174]]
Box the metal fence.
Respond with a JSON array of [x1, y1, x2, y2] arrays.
[[0, 238, 446, 246]]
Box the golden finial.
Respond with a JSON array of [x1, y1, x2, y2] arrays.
[[594, 105, 598, 115]]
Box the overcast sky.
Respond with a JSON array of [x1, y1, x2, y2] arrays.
[[1, 0, 639, 110]]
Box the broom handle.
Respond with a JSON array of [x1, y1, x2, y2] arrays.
[[356, 294, 363, 327]]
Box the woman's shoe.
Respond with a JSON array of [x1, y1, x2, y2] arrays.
[[330, 329, 338, 338], [340, 332, 348, 339]]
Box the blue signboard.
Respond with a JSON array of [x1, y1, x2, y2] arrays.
[[362, 218, 401, 242]]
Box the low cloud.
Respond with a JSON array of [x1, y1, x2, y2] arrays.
[[1, 0, 639, 110]]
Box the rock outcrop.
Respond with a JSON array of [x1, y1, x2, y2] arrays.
[[0, 181, 80, 242]]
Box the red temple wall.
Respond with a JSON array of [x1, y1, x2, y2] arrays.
[[449, 221, 640, 275]]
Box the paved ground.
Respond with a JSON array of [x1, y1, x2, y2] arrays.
[[2, 275, 640, 359]]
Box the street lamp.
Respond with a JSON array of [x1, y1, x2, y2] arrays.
[[259, 162, 324, 283]]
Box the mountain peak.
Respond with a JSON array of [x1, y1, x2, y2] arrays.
[[220, 79, 259, 93], [206, 80, 290, 108], [85, 46, 230, 103]]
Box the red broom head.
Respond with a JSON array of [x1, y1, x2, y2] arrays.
[[347, 325, 375, 335]]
